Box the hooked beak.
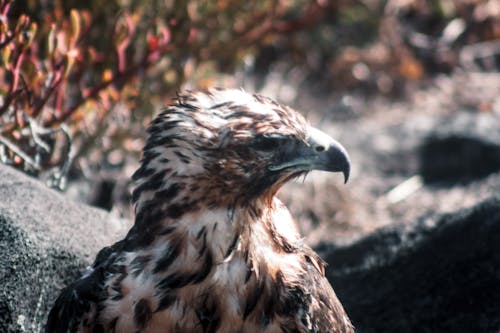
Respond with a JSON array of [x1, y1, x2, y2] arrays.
[[269, 126, 351, 183]]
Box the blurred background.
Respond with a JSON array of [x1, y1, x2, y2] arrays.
[[1, 0, 499, 244]]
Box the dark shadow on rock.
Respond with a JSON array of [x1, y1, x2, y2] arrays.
[[89, 179, 116, 211], [419, 135, 500, 185], [319, 197, 500, 333]]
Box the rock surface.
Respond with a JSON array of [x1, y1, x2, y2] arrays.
[[1, 163, 499, 332], [320, 196, 500, 333], [0, 165, 129, 333]]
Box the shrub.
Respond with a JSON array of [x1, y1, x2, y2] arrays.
[[0, 0, 325, 187]]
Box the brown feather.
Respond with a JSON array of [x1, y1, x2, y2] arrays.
[[46, 88, 353, 333]]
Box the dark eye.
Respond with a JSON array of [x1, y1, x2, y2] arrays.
[[251, 135, 281, 152]]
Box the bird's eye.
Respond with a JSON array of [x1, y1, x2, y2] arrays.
[[251, 135, 281, 152]]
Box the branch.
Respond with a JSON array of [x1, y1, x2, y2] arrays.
[[0, 134, 40, 170], [47, 43, 172, 127]]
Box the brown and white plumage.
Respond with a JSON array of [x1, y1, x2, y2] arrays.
[[46, 88, 353, 333]]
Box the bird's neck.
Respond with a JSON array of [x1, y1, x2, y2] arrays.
[[129, 193, 301, 265]]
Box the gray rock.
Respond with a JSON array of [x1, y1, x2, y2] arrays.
[[0, 164, 129, 333], [322, 196, 500, 332]]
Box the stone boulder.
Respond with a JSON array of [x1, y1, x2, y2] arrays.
[[321, 196, 500, 332], [0, 164, 129, 333]]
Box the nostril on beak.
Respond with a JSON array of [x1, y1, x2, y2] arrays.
[[315, 145, 325, 152]]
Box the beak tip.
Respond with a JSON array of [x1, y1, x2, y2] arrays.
[[342, 164, 350, 184]]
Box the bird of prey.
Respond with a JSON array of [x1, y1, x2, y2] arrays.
[[46, 88, 353, 333]]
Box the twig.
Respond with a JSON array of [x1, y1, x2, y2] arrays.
[[0, 134, 40, 169], [28, 117, 53, 152]]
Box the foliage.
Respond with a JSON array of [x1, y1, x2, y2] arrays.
[[249, 0, 500, 97], [0, 0, 328, 187], [0, 0, 498, 189]]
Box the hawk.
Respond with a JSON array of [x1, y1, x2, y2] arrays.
[[46, 88, 353, 333]]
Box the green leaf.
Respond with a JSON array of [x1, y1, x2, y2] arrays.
[[69, 9, 81, 48], [26, 22, 37, 47], [47, 24, 57, 55], [1, 46, 11, 66]]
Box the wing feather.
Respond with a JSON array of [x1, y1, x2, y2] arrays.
[[46, 268, 103, 333]]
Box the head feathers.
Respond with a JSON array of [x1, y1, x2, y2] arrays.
[[132, 88, 311, 211]]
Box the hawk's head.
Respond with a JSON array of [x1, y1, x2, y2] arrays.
[[132, 88, 350, 212]]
